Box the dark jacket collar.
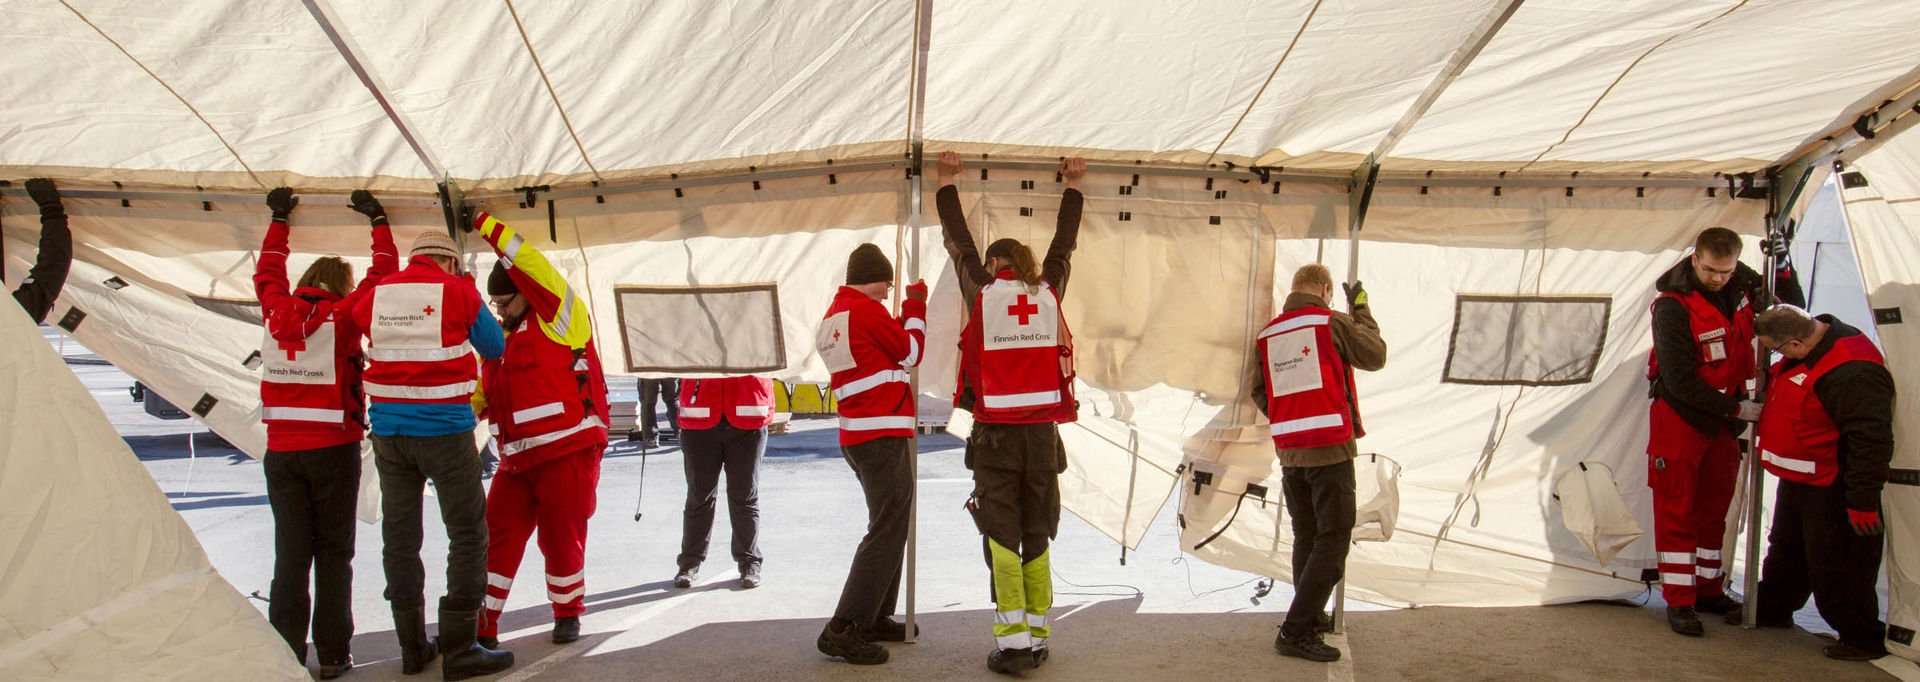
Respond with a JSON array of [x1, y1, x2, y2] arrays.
[[1283, 291, 1331, 312], [1792, 314, 1862, 368]]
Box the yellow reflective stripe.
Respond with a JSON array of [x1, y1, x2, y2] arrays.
[[480, 215, 592, 350]]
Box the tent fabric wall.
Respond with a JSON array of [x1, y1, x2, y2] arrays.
[[0, 293, 304, 681], [1836, 130, 1920, 659]]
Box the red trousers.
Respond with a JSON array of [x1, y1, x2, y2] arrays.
[[1646, 400, 1740, 607], [479, 446, 601, 637]]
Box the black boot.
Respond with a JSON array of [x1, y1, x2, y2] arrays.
[[1694, 593, 1742, 616], [439, 598, 514, 681], [1667, 607, 1704, 637], [392, 606, 438, 676], [987, 647, 1036, 674], [1275, 626, 1341, 662], [816, 619, 888, 665], [552, 616, 581, 644]]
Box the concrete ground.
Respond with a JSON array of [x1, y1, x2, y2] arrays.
[[50, 328, 1913, 681]]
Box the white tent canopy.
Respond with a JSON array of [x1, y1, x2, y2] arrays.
[[6, 0, 1920, 669]]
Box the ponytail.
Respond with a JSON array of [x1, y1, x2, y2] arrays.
[[1008, 243, 1042, 290]]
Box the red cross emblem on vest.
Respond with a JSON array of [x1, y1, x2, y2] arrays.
[[1301, 346, 1311, 357], [422, 305, 435, 315], [1008, 294, 1040, 325], [279, 339, 306, 361], [832, 329, 842, 343]]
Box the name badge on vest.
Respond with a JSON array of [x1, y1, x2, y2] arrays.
[[1697, 327, 1727, 363], [1266, 329, 1324, 397], [372, 282, 446, 349], [816, 311, 857, 373], [261, 321, 337, 385], [982, 282, 1059, 351]]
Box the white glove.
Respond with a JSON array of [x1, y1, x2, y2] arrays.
[[1736, 401, 1763, 422]]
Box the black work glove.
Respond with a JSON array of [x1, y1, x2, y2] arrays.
[[349, 189, 387, 226], [266, 187, 297, 222], [1342, 281, 1368, 309], [25, 178, 61, 212], [1761, 230, 1793, 271]]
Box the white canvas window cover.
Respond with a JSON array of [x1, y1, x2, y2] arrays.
[[1553, 461, 1644, 566], [615, 283, 785, 373], [1443, 294, 1611, 386]]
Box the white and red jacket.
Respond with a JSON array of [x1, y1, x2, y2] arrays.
[[351, 256, 485, 406], [679, 377, 775, 430], [1258, 305, 1362, 449], [818, 286, 926, 445], [958, 272, 1076, 424], [473, 212, 609, 474], [253, 219, 396, 451], [1646, 288, 1757, 457], [1757, 335, 1885, 486]]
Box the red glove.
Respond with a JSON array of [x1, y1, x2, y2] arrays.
[[1847, 508, 1882, 536], [905, 280, 928, 302]]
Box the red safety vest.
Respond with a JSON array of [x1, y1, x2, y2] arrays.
[[1258, 305, 1362, 449], [819, 287, 926, 445], [358, 257, 483, 406], [679, 377, 775, 430], [1757, 335, 1885, 486], [959, 274, 1076, 424], [480, 320, 608, 471], [1647, 289, 1756, 396], [259, 287, 365, 451]]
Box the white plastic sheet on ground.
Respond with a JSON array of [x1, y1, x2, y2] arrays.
[[0, 294, 304, 681]]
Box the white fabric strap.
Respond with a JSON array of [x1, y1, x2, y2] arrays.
[[501, 416, 606, 456], [512, 401, 566, 425], [1761, 449, 1818, 474], [1660, 572, 1696, 586], [834, 369, 909, 401], [1260, 314, 1330, 339], [548, 586, 586, 603], [487, 572, 513, 590], [262, 406, 344, 423], [981, 389, 1061, 409], [1694, 548, 1721, 561], [1270, 413, 1344, 436], [902, 335, 921, 368], [679, 406, 712, 419], [1657, 552, 1693, 565], [365, 380, 476, 401], [366, 345, 469, 362], [736, 405, 772, 417], [904, 317, 926, 332], [840, 415, 915, 432], [547, 569, 584, 586]]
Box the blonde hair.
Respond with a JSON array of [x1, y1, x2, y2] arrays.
[[297, 257, 354, 297], [1291, 264, 1332, 293]]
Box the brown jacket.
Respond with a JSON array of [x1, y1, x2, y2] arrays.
[[1250, 291, 1388, 467]]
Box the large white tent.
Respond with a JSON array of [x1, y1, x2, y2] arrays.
[[6, 0, 1920, 669]]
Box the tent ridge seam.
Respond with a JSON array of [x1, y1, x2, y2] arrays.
[[1203, 0, 1326, 166], [503, 0, 603, 182]]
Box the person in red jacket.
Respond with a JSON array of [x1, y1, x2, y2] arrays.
[[813, 243, 926, 666], [674, 376, 775, 590], [1744, 305, 1895, 661], [936, 151, 1085, 674], [468, 211, 609, 650], [1645, 226, 1802, 636], [252, 187, 395, 678]]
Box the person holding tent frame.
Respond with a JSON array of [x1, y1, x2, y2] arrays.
[[1250, 263, 1387, 663], [1644, 226, 1803, 636], [9, 178, 68, 324], [936, 150, 1085, 674], [252, 187, 396, 678]]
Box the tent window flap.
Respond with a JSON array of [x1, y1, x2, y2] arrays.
[[613, 283, 786, 373], [1442, 294, 1611, 387]]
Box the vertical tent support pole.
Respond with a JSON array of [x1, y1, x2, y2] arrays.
[[902, 0, 934, 645], [1331, 156, 1378, 636]]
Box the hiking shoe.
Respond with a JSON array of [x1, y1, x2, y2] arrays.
[[317, 656, 352, 680], [1275, 629, 1341, 662], [1667, 607, 1704, 637], [739, 564, 762, 590], [1825, 642, 1889, 661], [552, 616, 580, 644], [674, 565, 699, 589], [987, 647, 1036, 674], [817, 620, 887, 665], [1694, 593, 1742, 616], [1314, 611, 1334, 634], [864, 617, 918, 643]]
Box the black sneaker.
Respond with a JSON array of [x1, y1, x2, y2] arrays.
[[552, 616, 580, 644], [739, 564, 762, 589], [864, 617, 918, 643], [317, 656, 352, 680], [987, 647, 1036, 674], [674, 565, 699, 589], [1314, 611, 1334, 634], [1825, 642, 1889, 661], [1275, 629, 1341, 662], [817, 620, 888, 665], [1694, 593, 1742, 616], [1667, 607, 1704, 636], [1722, 610, 1793, 627]]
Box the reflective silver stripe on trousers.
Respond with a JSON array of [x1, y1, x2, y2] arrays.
[[1270, 413, 1344, 436], [1658, 552, 1693, 564], [501, 416, 606, 456], [839, 415, 915, 431], [512, 401, 566, 424], [547, 570, 584, 586], [548, 586, 586, 603], [487, 573, 513, 590], [1660, 572, 1696, 586], [483, 595, 506, 612], [980, 389, 1061, 409], [367, 345, 471, 362], [1259, 314, 1330, 338], [834, 369, 909, 401], [365, 380, 476, 401], [263, 407, 345, 423], [1695, 548, 1721, 561]]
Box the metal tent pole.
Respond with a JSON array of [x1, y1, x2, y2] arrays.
[[901, 0, 933, 645]]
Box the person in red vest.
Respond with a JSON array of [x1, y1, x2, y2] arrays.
[[351, 224, 511, 679], [1646, 226, 1802, 636], [935, 151, 1084, 674], [1742, 305, 1894, 661], [674, 376, 775, 590], [11, 178, 68, 323], [466, 212, 609, 650], [1250, 263, 1386, 662], [253, 187, 395, 678], [813, 244, 926, 666]]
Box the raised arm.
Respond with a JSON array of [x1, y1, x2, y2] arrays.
[[1043, 157, 1085, 297], [936, 151, 992, 290], [253, 188, 300, 326], [862, 282, 929, 368], [12, 179, 71, 323], [349, 190, 399, 291], [471, 211, 592, 350]]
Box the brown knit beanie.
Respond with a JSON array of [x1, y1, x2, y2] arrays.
[[409, 230, 460, 261], [846, 244, 894, 285]]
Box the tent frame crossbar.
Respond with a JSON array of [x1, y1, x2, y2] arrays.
[[0, 186, 442, 208], [1774, 75, 1920, 172], [300, 0, 450, 185]]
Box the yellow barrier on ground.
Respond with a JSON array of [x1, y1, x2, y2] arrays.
[[780, 381, 837, 415]]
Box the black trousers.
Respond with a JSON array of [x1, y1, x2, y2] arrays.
[[678, 423, 766, 569], [264, 442, 361, 665], [1282, 458, 1356, 635], [640, 379, 680, 437], [833, 436, 914, 626], [1754, 479, 1888, 652], [373, 432, 489, 611], [967, 422, 1064, 561]]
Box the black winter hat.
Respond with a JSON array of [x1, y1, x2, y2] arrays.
[[846, 244, 894, 285], [488, 261, 519, 297], [984, 238, 1021, 261]]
